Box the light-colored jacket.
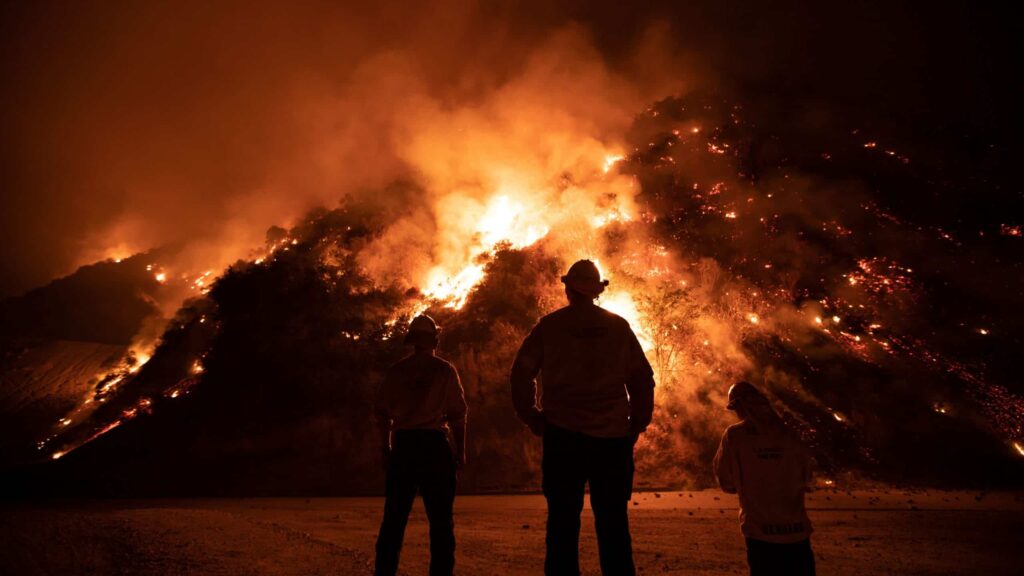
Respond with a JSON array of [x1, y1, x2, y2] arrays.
[[511, 303, 654, 438], [375, 354, 467, 432], [714, 420, 814, 543]]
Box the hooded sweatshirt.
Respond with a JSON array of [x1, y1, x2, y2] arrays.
[[714, 419, 813, 543]]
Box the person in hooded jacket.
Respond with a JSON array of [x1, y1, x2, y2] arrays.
[[714, 381, 816, 576]]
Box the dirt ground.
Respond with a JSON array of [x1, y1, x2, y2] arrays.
[[2, 490, 1022, 575]]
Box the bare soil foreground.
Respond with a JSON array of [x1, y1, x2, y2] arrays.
[[2, 490, 1022, 575]]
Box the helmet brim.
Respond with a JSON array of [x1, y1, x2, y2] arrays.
[[404, 330, 439, 345], [561, 275, 609, 298]]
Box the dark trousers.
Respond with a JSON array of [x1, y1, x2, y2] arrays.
[[375, 430, 457, 576], [542, 423, 635, 576], [746, 538, 816, 576]]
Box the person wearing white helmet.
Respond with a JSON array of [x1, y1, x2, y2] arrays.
[[374, 314, 467, 576], [714, 381, 816, 576], [511, 259, 655, 576]]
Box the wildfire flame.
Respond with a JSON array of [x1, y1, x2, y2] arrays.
[[416, 140, 636, 311], [42, 79, 1024, 480], [602, 154, 624, 173], [599, 290, 651, 351], [422, 194, 550, 308]]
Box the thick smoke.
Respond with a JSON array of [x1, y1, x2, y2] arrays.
[[0, 2, 675, 298], [4, 2, 1013, 297]]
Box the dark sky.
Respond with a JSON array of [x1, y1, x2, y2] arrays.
[[0, 1, 1017, 298]]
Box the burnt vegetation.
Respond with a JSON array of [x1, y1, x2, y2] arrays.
[[6, 91, 1024, 496]]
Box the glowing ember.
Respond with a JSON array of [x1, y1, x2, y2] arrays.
[[424, 264, 486, 309], [90, 420, 122, 440], [192, 271, 214, 290], [51, 451, 65, 460], [602, 154, 624, 173], [99, 375, 124, 393], [1014, 442, 1024, 458], [591, 209, 632, 229], [846, 258, 914, 296], [154, 272, 167, 283], [128, 352, 151, 373]]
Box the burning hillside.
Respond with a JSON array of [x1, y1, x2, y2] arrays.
[[4, 85, 1022, 495]]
